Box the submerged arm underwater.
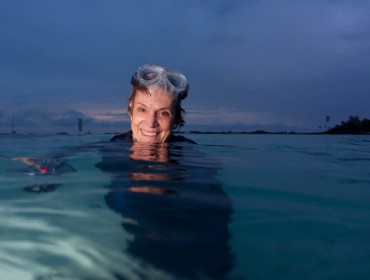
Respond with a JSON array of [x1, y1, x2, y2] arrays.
[[0, 141, 106, 176]]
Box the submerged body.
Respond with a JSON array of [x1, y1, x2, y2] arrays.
[[96, 136, 234, 279]]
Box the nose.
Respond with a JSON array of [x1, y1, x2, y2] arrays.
[[146, 112, 159, 128]]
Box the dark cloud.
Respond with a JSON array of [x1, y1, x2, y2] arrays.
[[1, 0, 370, 133]]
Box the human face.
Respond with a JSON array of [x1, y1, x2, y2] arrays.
[[129, 87, 176, 143]]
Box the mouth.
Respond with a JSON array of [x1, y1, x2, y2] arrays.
[[140, 129, 159, 137]]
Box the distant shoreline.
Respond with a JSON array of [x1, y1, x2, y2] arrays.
[[182, 130, 370, 135]]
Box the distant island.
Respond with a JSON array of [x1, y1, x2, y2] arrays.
[[185, 116, 370, 135], [186, 130, 297, 135]]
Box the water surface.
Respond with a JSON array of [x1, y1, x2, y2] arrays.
[[1, 134, 370, 280]]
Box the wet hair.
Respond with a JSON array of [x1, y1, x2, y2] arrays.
[[127, 84, 186, 129]]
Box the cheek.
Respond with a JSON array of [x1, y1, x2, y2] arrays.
[[130, 111, 142, 123], [162, 117, 175, 130], [130, 114, 141, 130]]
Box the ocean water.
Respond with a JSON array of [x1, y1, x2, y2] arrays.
[[1, 133, 370, 280]]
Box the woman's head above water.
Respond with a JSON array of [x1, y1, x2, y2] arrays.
[[127, 64, 189, 143]]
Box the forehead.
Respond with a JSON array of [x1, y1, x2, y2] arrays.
[[133, 88, 176, 109]]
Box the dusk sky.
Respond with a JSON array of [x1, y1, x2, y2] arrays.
[[1, 0, 370, 134]]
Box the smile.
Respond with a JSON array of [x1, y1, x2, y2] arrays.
[[140, 129, 159, 136]]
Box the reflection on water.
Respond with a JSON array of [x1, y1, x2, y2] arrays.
[[96, 141, 234, 279]]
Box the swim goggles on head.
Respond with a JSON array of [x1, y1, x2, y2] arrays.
[[131, 64, 189, 100]]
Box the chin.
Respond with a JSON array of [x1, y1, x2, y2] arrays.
[[142, 138, 161, 143]]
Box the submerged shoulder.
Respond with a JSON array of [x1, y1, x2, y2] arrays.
[[110, 131, 133, 142], [169, 134, 197, 144]]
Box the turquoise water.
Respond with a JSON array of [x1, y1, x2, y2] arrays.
[[1, 134, 370, 280]]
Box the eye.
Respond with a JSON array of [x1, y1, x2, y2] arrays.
[[158, 111, 171, 117], [136, 106, 146, 113]]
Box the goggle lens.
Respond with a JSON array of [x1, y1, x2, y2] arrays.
[[166, 73, 187, 89], [132, 65, 188, 99], [139, 68, 160, 82]]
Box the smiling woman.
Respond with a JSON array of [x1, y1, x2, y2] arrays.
[[110, 64, 196, 144], [130, 88, 175, 143]]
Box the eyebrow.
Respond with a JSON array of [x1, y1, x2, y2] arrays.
[[135, 103, 172, 111]]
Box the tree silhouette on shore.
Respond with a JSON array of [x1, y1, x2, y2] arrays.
[[326, 116, 370, 134]]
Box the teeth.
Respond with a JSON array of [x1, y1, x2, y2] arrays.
[[141, 130, 158, 136]]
